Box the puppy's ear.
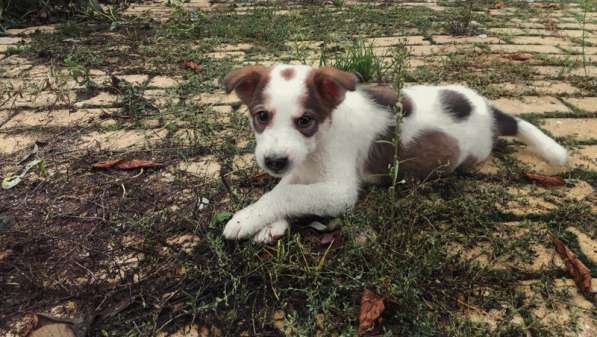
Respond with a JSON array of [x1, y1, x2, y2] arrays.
[[223, 65, 269, 106], [312, 67, 358, 108]]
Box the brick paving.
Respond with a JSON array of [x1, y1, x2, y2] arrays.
[[0, 1, 595, 335]]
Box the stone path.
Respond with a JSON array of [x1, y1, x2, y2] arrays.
[[0, 1, 595, 336]]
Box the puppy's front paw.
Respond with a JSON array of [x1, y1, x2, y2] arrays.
[[253, 219, 289, 244], [222, 206, 266, 240]]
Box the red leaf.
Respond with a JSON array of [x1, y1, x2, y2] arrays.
[[92, 159, 163, 170], [320, 233, 336, 245], [523, 172, 565, 187], [114, 160, 163, 170], [552, 236, 592, 294], [183, 60, 203, 73], [92, 159, 123, 168], [358, 289, 385, 335]]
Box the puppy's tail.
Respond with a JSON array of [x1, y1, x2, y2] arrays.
[[492, 107, 568, 165]]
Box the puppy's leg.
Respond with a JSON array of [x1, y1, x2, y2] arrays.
[[223, 177, 359, 240], [253, 219, 289, 244]]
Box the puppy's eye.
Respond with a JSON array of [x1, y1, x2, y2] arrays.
[[296, 115, 314, 128], [255, 110, 269, 124]]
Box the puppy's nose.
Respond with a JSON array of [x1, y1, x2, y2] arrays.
[[264, 156, 289, 173]]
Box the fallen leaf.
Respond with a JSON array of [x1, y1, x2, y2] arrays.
[[92, 159, 163, 170], [523, 172, 565, 187], [309, 221, 328, 232], [320, 232, 336, 245], [552, 236, 592, 294], [114, 160, 163, 170], [494, 1, 505, 9], [358, 289, 385, 335], [183, 60, 203, 73], [506, 53, 532, 61]]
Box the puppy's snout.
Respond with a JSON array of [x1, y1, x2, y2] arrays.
[[264, 156, 289, 173]]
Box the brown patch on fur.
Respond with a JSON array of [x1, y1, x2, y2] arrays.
[[224, 65, 273, 133], [302, 67, 358, 126], [401, 96, 413, 117], [280, 68, 295, 81], [364, 129, 461, 183], [361, 84, 398, 107], [460, 155, 479, 169], [223, 65, 270, 107], [399, 130, 460, 180]]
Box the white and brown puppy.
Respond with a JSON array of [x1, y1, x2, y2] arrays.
[[222, 64, 568, 243]]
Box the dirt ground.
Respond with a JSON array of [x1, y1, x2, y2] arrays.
[[0, 1, 595, 336]]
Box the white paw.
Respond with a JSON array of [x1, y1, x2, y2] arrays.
[[253, 220, 289, 244], [222, 206, 268, 240]]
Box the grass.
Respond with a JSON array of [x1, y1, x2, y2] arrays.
[[0, 1, 596, 337]]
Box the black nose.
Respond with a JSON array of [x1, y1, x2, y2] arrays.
[[264, 156, 289, 173]]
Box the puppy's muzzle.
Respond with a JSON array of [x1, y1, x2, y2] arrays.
[[264, 156, 289, 174]]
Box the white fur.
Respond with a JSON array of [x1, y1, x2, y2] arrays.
[[222, 65, 568, 243]]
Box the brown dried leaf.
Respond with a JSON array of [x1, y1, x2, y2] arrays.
[[183, 60, 203, 73], [494, 1, 505, 9], [114, 160, 163, 170], [358, 289, 385, 335], [506, 53, 532, 61], [524, 172, 565, 187], [92, 159, 123, 169], [552, 236, 592, 294]]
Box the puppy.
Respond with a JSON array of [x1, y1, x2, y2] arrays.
[[222, 64, 568, 243]]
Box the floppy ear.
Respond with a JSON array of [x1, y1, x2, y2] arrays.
[[223, 65, 269, 106], [312, 67, 358, 108]]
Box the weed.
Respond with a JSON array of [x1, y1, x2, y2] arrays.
[[320, 41, 384, 82]]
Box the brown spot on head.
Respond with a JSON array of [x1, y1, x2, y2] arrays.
[[280, 67, 295, 81], [298, 67, 358, 137]]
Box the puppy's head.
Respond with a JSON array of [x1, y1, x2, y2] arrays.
[[224, 64, 357, 177]]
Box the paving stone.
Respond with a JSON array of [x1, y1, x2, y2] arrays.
[[74, 92, 120, 108], [563, 46, 597, 55], [78, 129, 167, 150], [206, 51, 244, 60], [366, 36, 430, 47], [176, 155, 221, 179], [195, 92, 239, 105], [510, 35, 574, 46], [1, 109, 104, 129], [0, 37, 26, 44], [488, 44, 562, 54], [516, 279, 595, 336], [540, 118, 597, 141], [408, 44, 476, 56], [0, 133, 36, 154], [490, 27, 589, 38], [514, 145, 596, 174], [0, 63, 33, 77], [213, 43, 254, 51], [454, 221, 564, 273], [116, 74, 149, 85], [565, 227, 597, 264], [11, 91, 77, 109], [488, 81, 580, 96], [6, 25, 56, 35], [148, 76, 180, 88], [563, 97, 597, 112], [492, 96, 570, 114], [432, 35, 503, 44]]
